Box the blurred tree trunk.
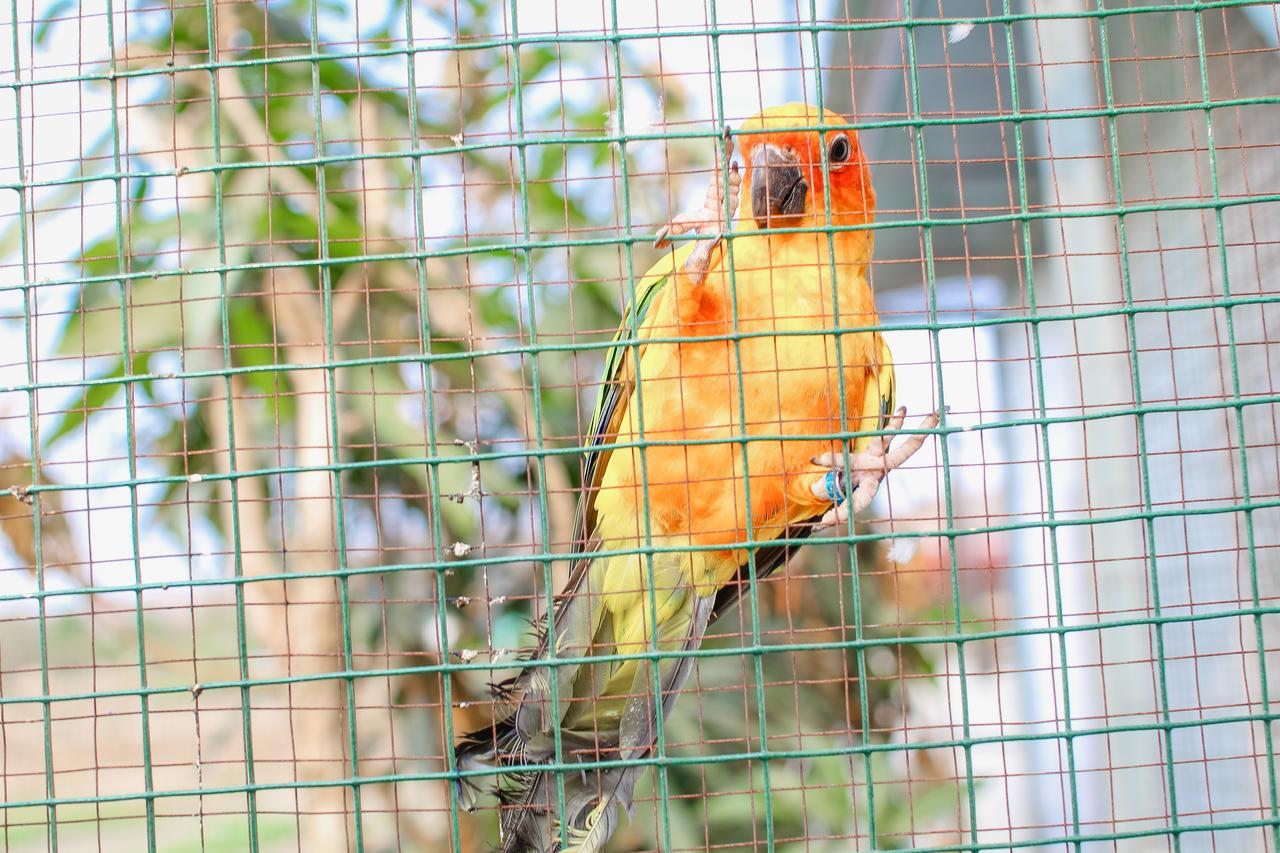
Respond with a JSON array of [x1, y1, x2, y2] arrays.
[[208, 341, 351, 850], [271, 266, 352, 851], [19, 1, 671, 847]]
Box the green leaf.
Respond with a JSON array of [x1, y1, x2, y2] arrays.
[[57, 269, 226, 358], [44, 351, 153, 447], [226, 294, 293, 421], [33, 0, 78, 43]]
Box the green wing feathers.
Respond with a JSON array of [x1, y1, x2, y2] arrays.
[[455, 248, 699, 852], [574, 245, 689, 545]]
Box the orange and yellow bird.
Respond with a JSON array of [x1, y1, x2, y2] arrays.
[[455, 103, 938, 852]]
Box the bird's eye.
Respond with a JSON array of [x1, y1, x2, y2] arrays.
[[827, 135, 851, 165]]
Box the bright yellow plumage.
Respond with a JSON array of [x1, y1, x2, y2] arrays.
[[456, 103, 912, 853], [592, 104, 892, 604]]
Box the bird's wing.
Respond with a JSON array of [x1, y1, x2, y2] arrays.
[[475, 246, 691, 710], [572, 244, 692, 547]]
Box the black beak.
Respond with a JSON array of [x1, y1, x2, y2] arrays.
[[750, 143, 807, 229]]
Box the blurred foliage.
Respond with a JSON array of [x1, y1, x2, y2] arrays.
[[6, 0, 963, 848]]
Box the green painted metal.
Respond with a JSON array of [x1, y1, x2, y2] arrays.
[[201, 0, 262, 845], [4, 4, 1278, 851]]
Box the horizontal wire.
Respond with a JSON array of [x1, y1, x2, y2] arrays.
[[2, 710, 1277, 848], [11, 391, 1280, 496], [5, 189, 1280, 297], [0, 601, 1275, 707], [6, 93, 1280, 195], [0, 0, 1267, 91], [5, 290, 1279, 396]]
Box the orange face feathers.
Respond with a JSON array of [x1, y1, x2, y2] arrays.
[[735, 103, 875, 232]]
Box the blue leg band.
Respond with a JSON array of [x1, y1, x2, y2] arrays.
[[824, 469, 845, 505]]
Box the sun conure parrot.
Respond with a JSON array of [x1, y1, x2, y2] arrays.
[[454, 103, 939, 852]]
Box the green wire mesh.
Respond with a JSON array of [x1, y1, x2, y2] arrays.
[[1, 0, 1278, 850]]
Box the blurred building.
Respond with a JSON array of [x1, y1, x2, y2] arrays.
[[824, 1, 1280, 848]]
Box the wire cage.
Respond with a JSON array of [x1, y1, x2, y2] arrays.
[[1, 0, 1278, 850]]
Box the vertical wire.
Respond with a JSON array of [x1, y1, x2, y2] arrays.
[[8, 1, 57, 847], [804, 3, 879, 842], [1189, 7, 1279, 846], [899, 7, 975, 846], [400, 4, 465, 849], [1092, 6, 1182, 847], [602, 3, 672, 848], [200, 2, 260, 845], [704, 4, 777, 845], [102, 2, 157, 847], [506, 3, 570, 846], [1001, 6, 1082, 847], [306, 2, 363, 843]]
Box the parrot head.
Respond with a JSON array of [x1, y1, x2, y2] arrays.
[[736, 103, 875, 233]]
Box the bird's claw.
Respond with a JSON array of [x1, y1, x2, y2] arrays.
[[809, 406, 942, 528], [653, 128, 741, 250]]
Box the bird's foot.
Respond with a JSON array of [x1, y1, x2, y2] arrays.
[[653, 127, 741, 285], [809, 407, 942, 527]]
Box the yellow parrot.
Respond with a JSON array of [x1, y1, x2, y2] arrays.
[[455, 103, 939, 852]]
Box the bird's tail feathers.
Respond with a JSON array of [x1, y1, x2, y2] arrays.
[[453, 551, 715, 852]]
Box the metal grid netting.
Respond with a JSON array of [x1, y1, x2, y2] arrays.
[[1, 1, 1278, 851]]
